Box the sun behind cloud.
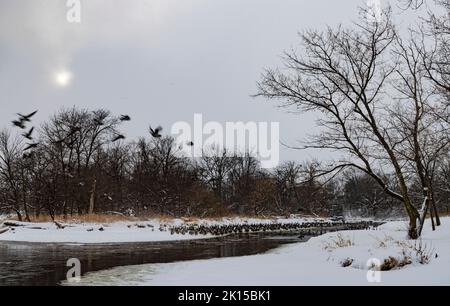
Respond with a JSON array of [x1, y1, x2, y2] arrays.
[[54, 70, 73, 87]]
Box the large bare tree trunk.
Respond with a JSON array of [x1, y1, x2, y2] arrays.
[[418, 190, 435, 237], [432, 201, 441, 226], [430, 185, 441, 226], [418, 198, 427, 237], [15, 209, 23, 222], [429, 201, 436, 231], [404, 198, 419, 239]]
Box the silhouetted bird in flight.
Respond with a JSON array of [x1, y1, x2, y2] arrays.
[[12, 120, 26, 129], [23, 127, 34, 140], [112, 134, 126, 142], [149, 125, 163, 138], [120, 115, 131, 121], [17, 110, 38, 122], [24, 143, 39, 151]]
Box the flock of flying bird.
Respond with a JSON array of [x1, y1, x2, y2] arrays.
[[12, 111, 193, 158], [12, 110, 39, 157]]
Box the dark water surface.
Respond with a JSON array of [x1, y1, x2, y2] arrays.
[[0, 231, 308, 286]]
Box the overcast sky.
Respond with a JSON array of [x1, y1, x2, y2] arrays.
[[0, 0, 424, 163]]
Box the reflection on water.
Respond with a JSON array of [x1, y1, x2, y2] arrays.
[[0, 232, 306, 286]]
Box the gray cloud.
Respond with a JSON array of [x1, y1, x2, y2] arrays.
[[0, 0, 425, 163]]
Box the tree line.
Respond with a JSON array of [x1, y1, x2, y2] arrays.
[[1, 106, 449, 222]]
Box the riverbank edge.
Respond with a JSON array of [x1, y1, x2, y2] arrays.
[[0, 216, 379, 244]]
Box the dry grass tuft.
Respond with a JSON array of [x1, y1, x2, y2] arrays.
[[380, 256, 400, 271], [396, 240, 434, 265], [15, 214, 142, 224], [378, 239, 434, 271], [376, 235, 395, 248], [324, 233, 354, 251], [12, 212, 309, 224], [341, 258, 354, 267], [380, 255, 412, 271]]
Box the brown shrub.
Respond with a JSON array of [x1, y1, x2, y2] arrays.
[[341, 258, 354, 267]]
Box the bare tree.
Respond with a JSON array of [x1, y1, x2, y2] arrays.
[[343, 172, 397, 218], [0, 130, 28, 221], [256, 10, 424, 238], [273, 162, 302, 213], [388, 32, 450, 232], [3, 105, 445, 221], [198, 147, 234, 203], [400, 0, 450, 97], [228, 152, 260, 212], [40, 107, 121, 216]]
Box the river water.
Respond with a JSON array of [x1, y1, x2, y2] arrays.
[[0, 231, 308, 286]]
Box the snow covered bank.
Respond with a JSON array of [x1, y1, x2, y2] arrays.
[[66, 218, 450, 285], [0, 220, 209, 243], [0, 216, 322, 244]]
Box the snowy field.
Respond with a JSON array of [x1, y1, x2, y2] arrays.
[[0, 216, 321, 244], [64, 218, 450, 286]]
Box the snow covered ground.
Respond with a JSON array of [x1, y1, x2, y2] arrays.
[[0, 220, 208, 244], [0, 216, 319, 244], [65, 217, 450, 286]]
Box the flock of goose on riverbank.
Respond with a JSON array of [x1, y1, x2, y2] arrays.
[[169, 220, 381, 237]]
